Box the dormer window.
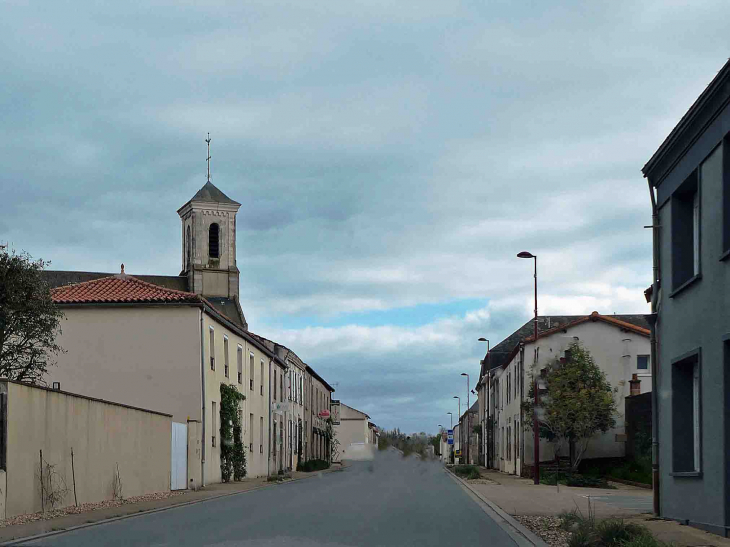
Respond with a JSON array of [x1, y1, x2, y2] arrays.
[[209, 223, 220, 259]]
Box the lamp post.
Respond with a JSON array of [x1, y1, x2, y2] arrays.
[[447, 412, 453, 429], [461, 373, 470, 464], [479, 338, 490, 468], [453, 396, 461, 463], [517, 251, 539, 485]]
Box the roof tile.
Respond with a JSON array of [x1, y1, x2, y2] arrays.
[[51, 275, 201, 305]]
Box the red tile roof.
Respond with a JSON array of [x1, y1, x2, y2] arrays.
[[523, 311, 650, 343], [51, 274, 201, 305]]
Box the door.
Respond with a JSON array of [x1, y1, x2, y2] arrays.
[[171, 422, 188, 490]]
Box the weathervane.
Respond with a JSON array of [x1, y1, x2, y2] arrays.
[[205, 133, 211, 182]]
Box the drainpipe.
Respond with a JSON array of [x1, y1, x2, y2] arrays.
[[267, 355, 273, 478], [520, 343, 525, 477], [648, 180, 660, 517], [199, 309, 206, 488]]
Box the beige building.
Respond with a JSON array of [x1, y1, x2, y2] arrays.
[[482, 313, 651, 476], [306, 366, 334, 462], [43, 181, 336, 485], [333, 403, 374, 462], [0, 380, 170, 518]]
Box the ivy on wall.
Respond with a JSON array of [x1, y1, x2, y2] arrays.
[[219, 384, 246, 482]]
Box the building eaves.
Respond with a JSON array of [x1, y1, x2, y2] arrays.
[[642, 59, 730, 180], [305, 364, 335, 393]]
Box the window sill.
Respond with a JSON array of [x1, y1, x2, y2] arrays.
[[669, 471, 702, 478], [720, 249, 730, 262], [669, 274, 702, 298]]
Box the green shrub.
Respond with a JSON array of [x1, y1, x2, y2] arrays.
[[620, 532, 673, 547], [296, 459, 330, 472], [467, 468, 481, 480], [608, 460, 652, 485], [542, 471, 612, 488], [452, 465, 479, 478], [595, 519, 648, 546]]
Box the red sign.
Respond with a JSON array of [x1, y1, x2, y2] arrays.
[[318, 410, 330, 418]]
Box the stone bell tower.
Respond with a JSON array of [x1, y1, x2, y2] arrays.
[[177, 180, 241, 302]]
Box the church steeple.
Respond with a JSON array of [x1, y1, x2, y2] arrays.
[[177, 160, 242, 310]]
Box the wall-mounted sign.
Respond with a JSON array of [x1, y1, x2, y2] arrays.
[[330, 400, 341, 425], [271, 402, 292, 414], [318, 409, 330, 418]]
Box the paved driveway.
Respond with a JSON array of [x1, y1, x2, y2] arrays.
[[23, 454, 518, 547]]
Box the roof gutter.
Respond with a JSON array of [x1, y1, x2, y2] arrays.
[[648, 179, 661, 517]]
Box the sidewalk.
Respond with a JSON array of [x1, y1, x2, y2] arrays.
[[0, 464, 345, 544], [470, 469, 730, 547], [471, 469, 652, 518]]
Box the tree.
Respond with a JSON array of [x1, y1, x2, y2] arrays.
[[0, 249, 65, 383], [521, 342, 617, 470]]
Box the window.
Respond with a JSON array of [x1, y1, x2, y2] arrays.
[[280, 372, 283, 402], [273, 421, 277, 457], [209, 223, 220, 259], [515, 420, 519, 458], [249, 353, 255, 391], [288, 370, 292, 401], [237, 346, 243, 384], [671, 350, 701, 474], [671, 170, 700, 291], [223, 336, 229, 378], [212, 402, 217, 447], [209, 327, 215, 370], [260, 360, 265, 395], [260, 417, 264, 453], [186, 225, 191, 270], [723, 137, 730, 255], [637, 355, 649, 370], [249, 413, 254, 452], [274, 369, 277, 400]]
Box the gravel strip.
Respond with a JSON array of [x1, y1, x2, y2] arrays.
[[0, 491, 187, 528], [514, 516, 571, 547]]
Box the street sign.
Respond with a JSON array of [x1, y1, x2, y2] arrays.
[[318, 409, 330, 418], [447, 429, 454, 445], [455, 449, 462, 457]]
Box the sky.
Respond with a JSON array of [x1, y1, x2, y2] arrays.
[[2, 0, 729, 434]]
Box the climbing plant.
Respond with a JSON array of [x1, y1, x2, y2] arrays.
[[219, 384, 246, 482], [325, 417, 340, 463]]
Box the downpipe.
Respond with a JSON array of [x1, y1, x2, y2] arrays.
[[648, 181, 660, 517]]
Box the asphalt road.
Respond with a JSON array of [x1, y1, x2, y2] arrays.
[[25, 453, 518, 547]]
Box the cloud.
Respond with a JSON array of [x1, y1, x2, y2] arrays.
[[1, 0, 725, 433]]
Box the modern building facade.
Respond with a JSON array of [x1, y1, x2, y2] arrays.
[[643, 59, 730, 536]]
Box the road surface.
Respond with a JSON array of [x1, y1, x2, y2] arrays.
[[25, 453, 519, 546]]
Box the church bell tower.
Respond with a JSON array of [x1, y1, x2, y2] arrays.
[[177, 135, 243, 321]]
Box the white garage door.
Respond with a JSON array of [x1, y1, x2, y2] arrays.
[[171, 422, 188, 490]]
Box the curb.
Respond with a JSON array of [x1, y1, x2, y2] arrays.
[[2, 465, 345, 546], [444, 468, 549, 547]]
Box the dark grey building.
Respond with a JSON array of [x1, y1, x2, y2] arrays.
[[643, 59, 730, 536]]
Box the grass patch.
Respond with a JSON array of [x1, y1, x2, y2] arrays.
[[452, 465, 480, 479]]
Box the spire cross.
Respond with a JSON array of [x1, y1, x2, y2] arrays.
[[205, 133, 211, 182]]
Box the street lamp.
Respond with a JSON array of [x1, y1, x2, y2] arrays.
[[518, 250, 540, 485], [447, 412, 453, 428], [461, 373, 470, 464], [453, 396, 461, 463], [479, 338, 491, 468]]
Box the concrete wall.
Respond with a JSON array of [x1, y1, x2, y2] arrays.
[[2, 381, 171, 518], [50, 306, 201, 424], [650, 87, 730, 534]]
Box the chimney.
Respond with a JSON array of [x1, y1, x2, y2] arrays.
[[629, 373, 641, 396]]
